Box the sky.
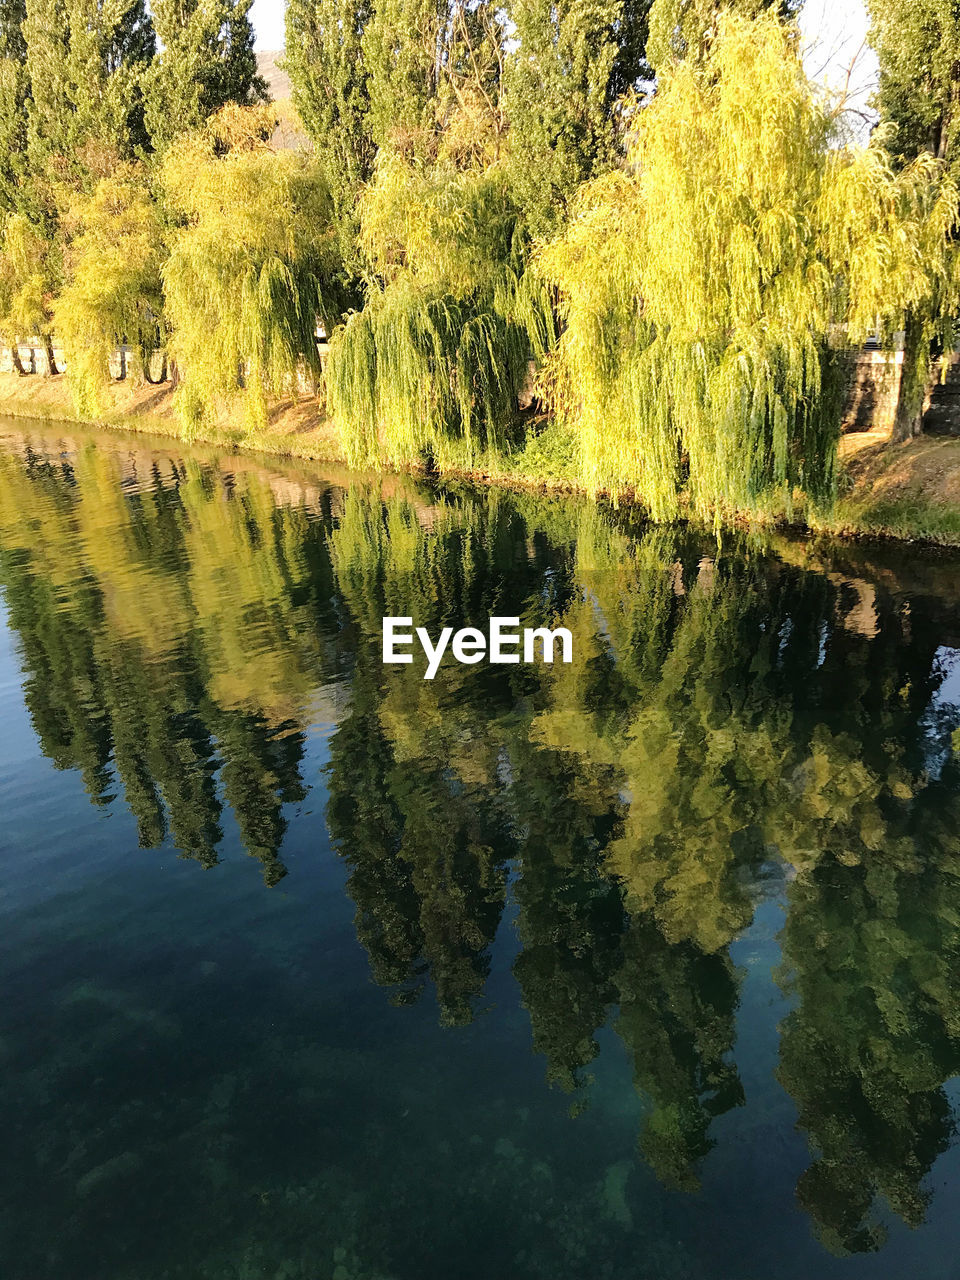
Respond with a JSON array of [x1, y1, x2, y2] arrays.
[[797, 0, 879, 131], [251, 0, 881, 126], [252, 0, 285, 50]]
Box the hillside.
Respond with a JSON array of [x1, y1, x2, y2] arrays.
[[257, 51, 291, 102]]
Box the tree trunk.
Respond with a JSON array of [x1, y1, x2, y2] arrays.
[[891, 312, 933, 442], [169, 358, 180, 390], [143, 348, 168, 385], [10, 344, 29, 376], [115, 346, 127, 381], [43, 336, 60, 376]]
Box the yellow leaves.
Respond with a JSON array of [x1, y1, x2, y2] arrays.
[[54, 163, 165, 416], [358, 154, 516, 297], [819, 144, 959, 343], [0, 213, 55, 340], [328, 151, 547, 471], [539, 10, 958, 518], [161, 106, 341, 432]]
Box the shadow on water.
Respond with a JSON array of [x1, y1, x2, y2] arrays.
[[2, 422, 960, 1278]]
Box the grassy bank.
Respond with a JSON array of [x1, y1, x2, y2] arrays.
[[3, 372, 960, 548], [827, 429, 960, 546], [0, 372, 347, 465]]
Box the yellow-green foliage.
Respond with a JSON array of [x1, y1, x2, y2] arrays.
[[647, 0, 776, 70], [0, 211, 56, 344], [540, 13, 959, 521], [55, 165, 166, 416], [326, 155, 553, 470], [161, 105, 344, 433]]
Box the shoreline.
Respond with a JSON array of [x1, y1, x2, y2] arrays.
[[2, 371, 960, 550]]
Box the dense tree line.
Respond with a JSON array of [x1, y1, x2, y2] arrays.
[[0, 0, 958, 517]]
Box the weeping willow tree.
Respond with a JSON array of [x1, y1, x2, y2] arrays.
[[0, 210, 60, 372], [161, 104, 345, 432], [539, 12, 959, 521], [55, 165, 166, 415], [326, 156, 554, 470]]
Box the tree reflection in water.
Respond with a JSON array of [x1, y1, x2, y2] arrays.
[[3, 429, 960, 1258]]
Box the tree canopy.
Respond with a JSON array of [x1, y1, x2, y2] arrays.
[[868, 0, 960, 170], [162, 106, 344, 432], [0, 0, 956, 520], [539, 12, 958, 519], [143, 0, 265, 154], [23, 0, 155, 177]]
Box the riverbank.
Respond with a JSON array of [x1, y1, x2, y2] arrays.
[[0, 372, 347, 465], [3, 371, 960, 547]]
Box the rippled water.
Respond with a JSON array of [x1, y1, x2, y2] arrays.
[[3, 420, 960, 1280]]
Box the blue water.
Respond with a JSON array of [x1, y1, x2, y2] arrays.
[[2, 421, 960, 1279]]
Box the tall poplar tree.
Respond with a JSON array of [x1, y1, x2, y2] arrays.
[[646, 0, 796, 70], [23, 0, 155, 178], [503, 0, 653, 236], [142, 0, 265, 154], [358, 0, 507, 161], [285, 0, 375, 227], [361, 0, 446, 156], [868, 0, 960, 170], [287, 0, 510, 256], [0, 0, 27, 212], [867, 0, 960, 439]]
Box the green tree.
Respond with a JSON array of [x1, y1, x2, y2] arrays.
[[161, 105, 345, 432], [327, 156, 553, 469], [504, 0, 650, 235], [55, 163, 167, 414], [646, 0, 796, 70], [539, 11, 958, 519], [361, 0, 450, 157], [142, 0, 265, 154], [0, 0, 25, 61], [868, 0, 960, 169], [23, 0, 156, 178], [0, 210, 60, 372], [7, 0, 155, 383], [867, 0, 960, 440], [0, 0, 28, 213], [287, 0, 512, 241], [285, 0, 375, 240]]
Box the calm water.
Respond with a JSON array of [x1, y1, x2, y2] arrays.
[[3, 422, 960, 1280]]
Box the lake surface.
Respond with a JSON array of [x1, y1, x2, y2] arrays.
[[2, 421, 960, 1280]]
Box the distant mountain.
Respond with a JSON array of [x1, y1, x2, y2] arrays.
[[257, 51, 291, 102]]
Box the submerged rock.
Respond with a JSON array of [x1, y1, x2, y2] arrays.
[[76, 1150, 143, 1198]]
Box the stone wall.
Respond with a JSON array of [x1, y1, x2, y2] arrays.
[[0, 340, 944, 438], [0, 340, 67, 377], [841, 350, 905, 434]]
